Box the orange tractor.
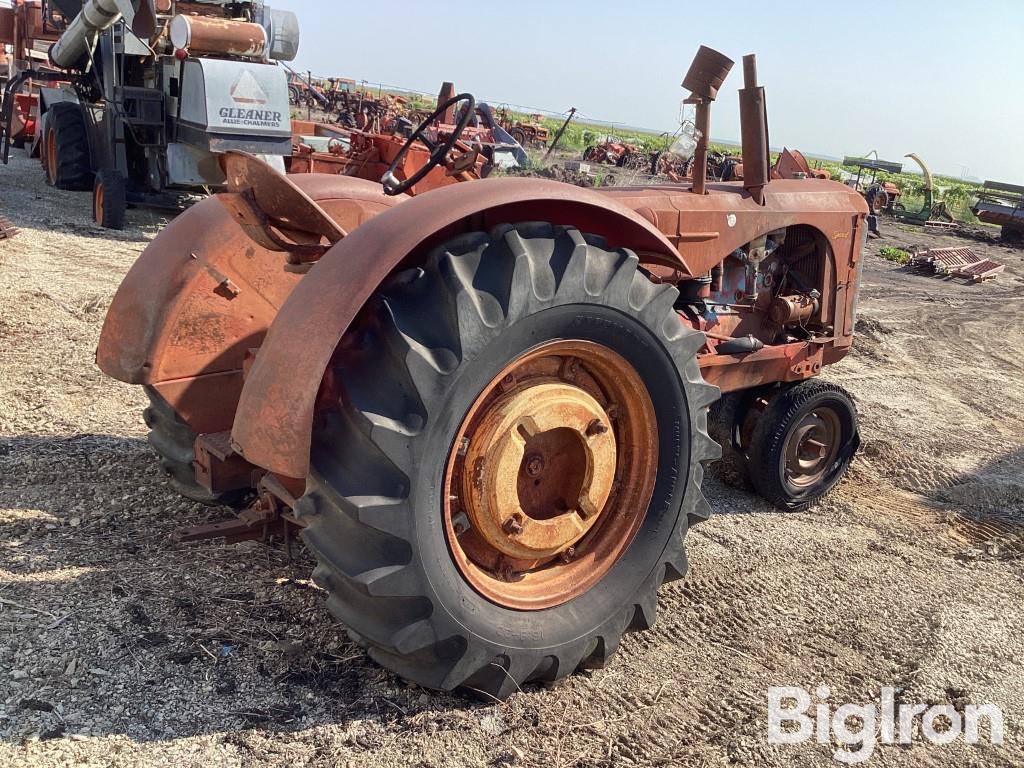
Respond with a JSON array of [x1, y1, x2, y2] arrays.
[[500, 110, 550, 148], [97, 46, 867, 699]]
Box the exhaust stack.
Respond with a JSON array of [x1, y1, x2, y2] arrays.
[[681, 46, 733, 196], [50, 0, 138, 70], [738, 54, 770, 205]]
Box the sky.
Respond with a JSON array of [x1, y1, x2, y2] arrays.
[[284, 0, 1024, 182]]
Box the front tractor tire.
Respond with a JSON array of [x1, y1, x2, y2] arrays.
[[297, 223, 720, 699], [746, 380, 859, 511]]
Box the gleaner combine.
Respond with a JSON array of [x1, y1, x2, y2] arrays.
[[0, 0, 299, 228], [96, 46, 867, 699]]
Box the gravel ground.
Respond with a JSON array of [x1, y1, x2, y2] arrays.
[[2, 149, 1023, 767]]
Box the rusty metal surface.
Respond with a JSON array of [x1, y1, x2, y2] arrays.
[[738, 55, 768, 204], [96, 174, 403, 436], [193, 431, 256, 496], [234, 175, 865, 479], [784, 407, 841, 488], [443, 340, 657, 610], [231, 177, 686, 479], [600, 178, 868, 282], [461, 383, 617, 562], [175, 475, 306, 548], [169, 15, 267, 58], [682, 45, 734, 100], [699, 341, 826, 394], [220, 152, 352, 267], [773, 148, 830, 181], [768, 294, 818, 326], [222, 152, 348, 243], [0, 7, 14, 44]]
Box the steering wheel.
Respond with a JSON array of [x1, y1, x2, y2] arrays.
[[381, 93, 476, 196]]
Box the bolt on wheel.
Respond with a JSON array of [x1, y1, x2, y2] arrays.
[[299, 222, 718, 698], [746, 380, 859, 511], [444, 340, 658, 610], [783, 407, 842, 489]]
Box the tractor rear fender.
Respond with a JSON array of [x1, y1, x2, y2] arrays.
[[231, 177, 684, 479], [96, 174, 403, 435]]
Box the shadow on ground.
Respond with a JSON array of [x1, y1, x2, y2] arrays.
[[0, 434, 485, 745]]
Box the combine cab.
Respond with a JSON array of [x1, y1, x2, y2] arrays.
[[96, 46, 867, 699]]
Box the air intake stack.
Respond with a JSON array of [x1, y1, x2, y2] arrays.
[[681, 46, 734, 196]]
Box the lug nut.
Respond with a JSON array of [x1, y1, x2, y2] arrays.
[[503, 515, 524, 535], [560, 546, 576, 563]]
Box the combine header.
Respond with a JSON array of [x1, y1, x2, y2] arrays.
[[96, 45, 868, 700], [1, 0, 299, 229], [973, 180, 1024, 243]]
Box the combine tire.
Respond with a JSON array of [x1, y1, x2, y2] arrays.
[[746, 380, 859, 511], [93, 169, 127, 230], [45, 102, 92, 191], [298, 223, 720, 699], [142, 387, 249, 508]]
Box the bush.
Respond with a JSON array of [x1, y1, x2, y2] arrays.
[[878, 246, 911, 264]]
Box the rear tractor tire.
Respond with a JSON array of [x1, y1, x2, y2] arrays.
[[93, 169, 127, 230], [746, 380, 859, 511], [297, 222, 720, 699], [45, 102, 93, 191], [142, 387, 250, 508]]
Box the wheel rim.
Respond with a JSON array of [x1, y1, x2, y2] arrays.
[[443, 340, 658, 610], [46, 129, 57, 183], [782, 407, 842, 489], [94, 181, 104, 224]]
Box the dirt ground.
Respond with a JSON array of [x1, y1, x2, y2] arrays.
[[1, 149, 1023, 767]]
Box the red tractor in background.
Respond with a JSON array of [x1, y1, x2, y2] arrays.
[[96, 46, 866, 700], [583, 136, 645, 169]]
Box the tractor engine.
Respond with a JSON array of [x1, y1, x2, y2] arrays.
[[677, 226, 834, 354]]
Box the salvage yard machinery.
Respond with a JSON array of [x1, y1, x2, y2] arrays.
[[973, 180, 1024, 243], [1, 0, 299, 229], [96, 46, 867, 699]]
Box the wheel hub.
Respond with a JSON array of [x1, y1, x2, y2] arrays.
[[443, 340, 658, 610], [462, 383, 617, 561], [784, 409, 841, 488]]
